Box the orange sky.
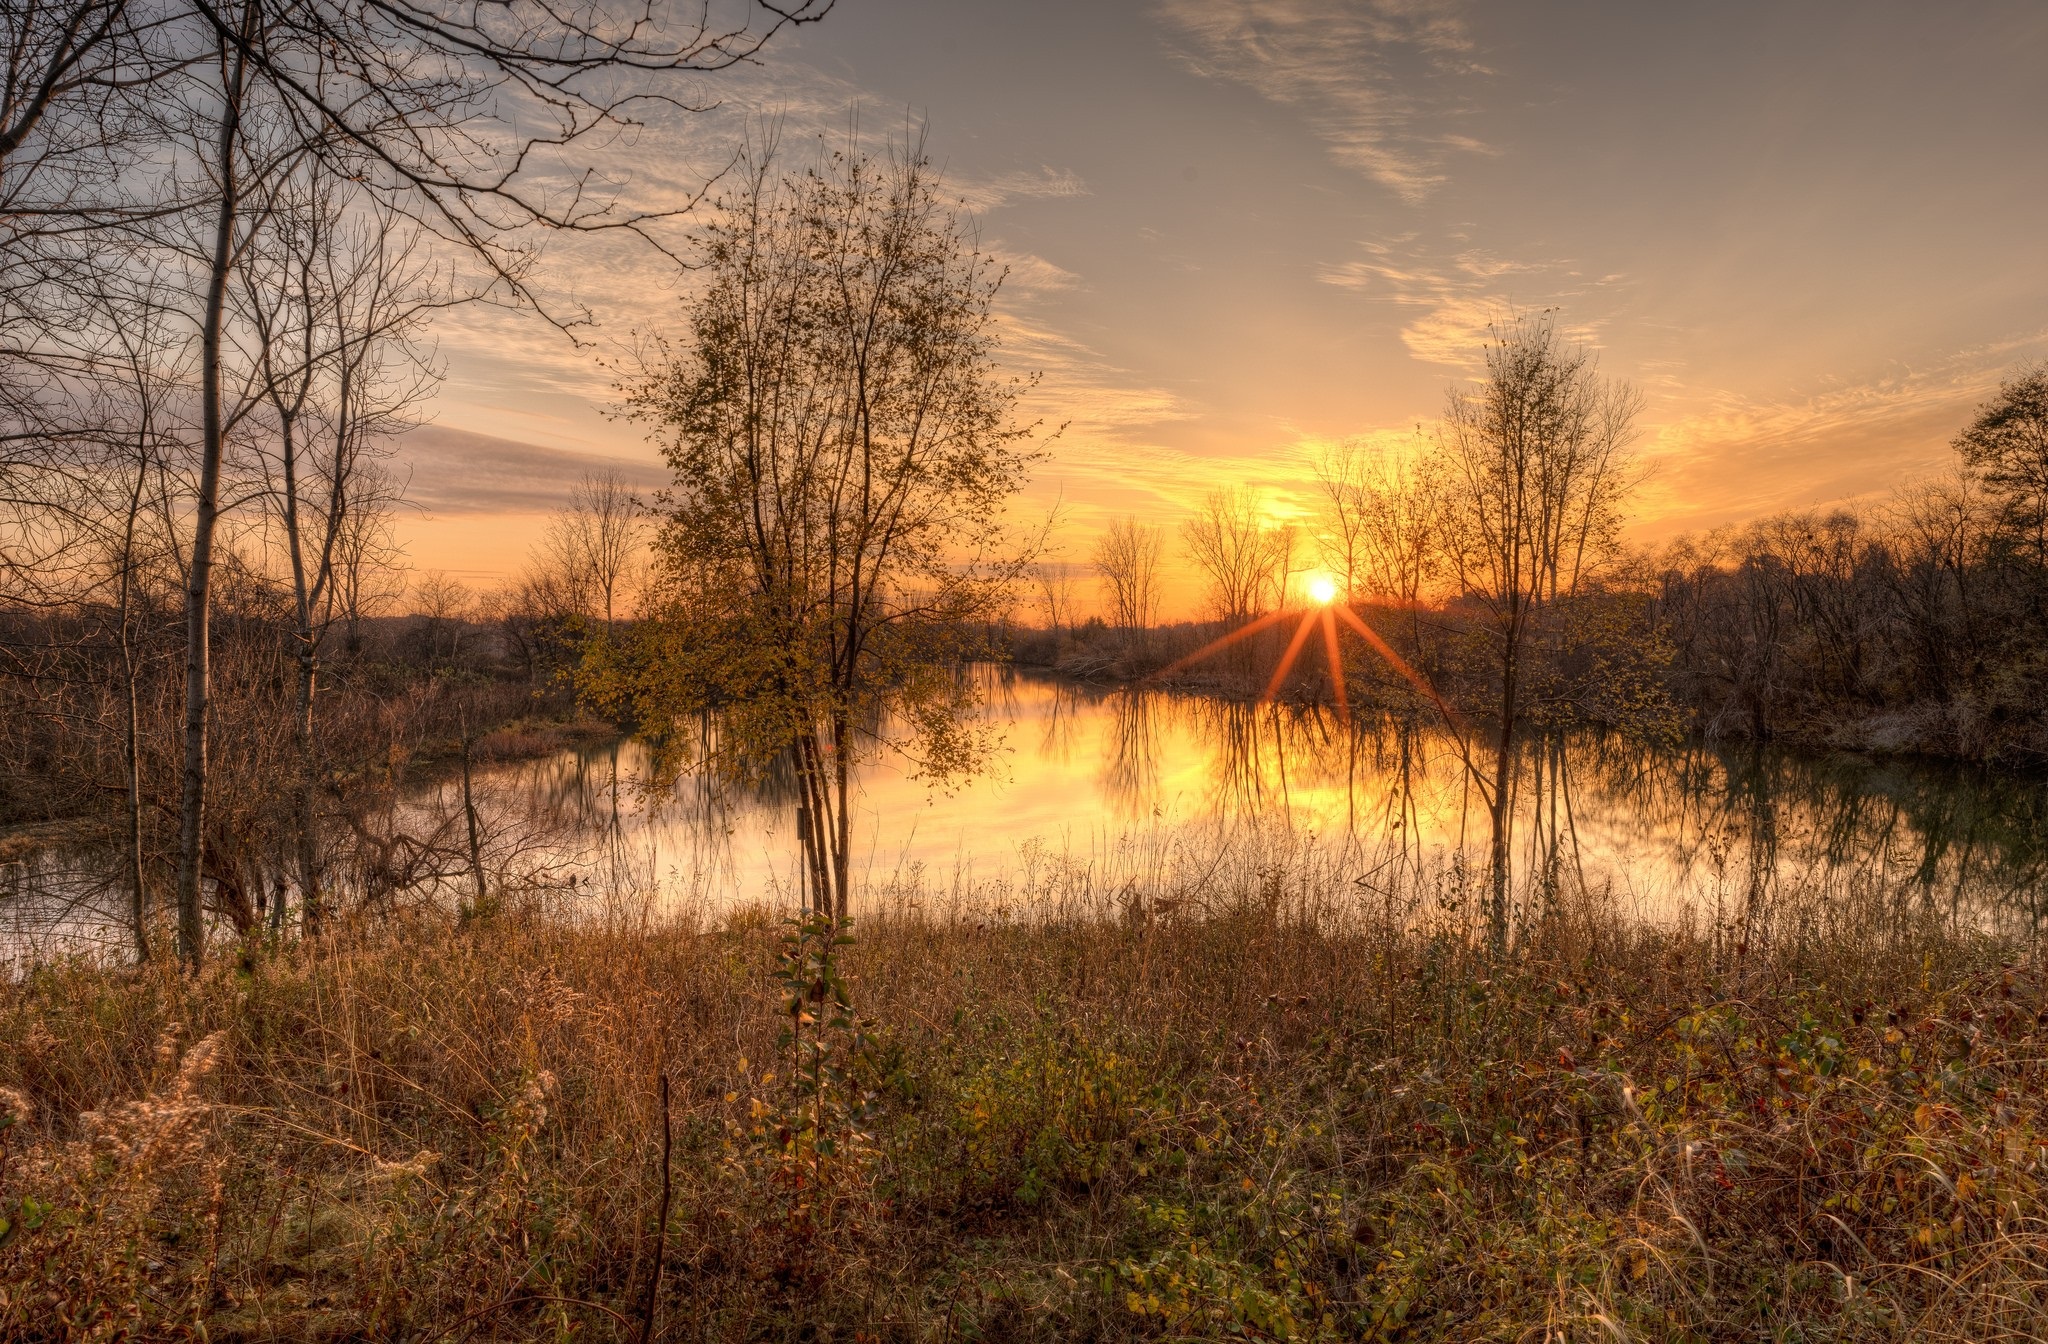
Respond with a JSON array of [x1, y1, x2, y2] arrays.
[[393, 1, 2048, 619]]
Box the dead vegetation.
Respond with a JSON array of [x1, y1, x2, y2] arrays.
[[3, 843, 2046, 1341]]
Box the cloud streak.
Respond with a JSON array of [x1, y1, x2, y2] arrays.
[[1322, 238, 1623, 366], [1154, 0, 1485, 203], [396, 426, 670, 517], [1637, 330, 2048, 533]]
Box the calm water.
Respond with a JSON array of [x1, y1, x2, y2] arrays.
[[9, 668, 2048, 962], [451, 670, 2048, 924]]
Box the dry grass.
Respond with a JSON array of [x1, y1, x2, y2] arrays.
[[3, 835, 2046, 1341]]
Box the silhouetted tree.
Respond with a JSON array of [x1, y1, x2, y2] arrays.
[[1182, 486, 1294, 624], [611, 136, 1040, 920], [1430, 313, 1641, 938], [1093, 516, 1163, 632], [1953, 361, 2048, 567]]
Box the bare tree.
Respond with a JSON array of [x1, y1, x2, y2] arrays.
[[1181, 486, 1295, 624], [100, 289, 185, 964], [1092, 516, 1162, 632], [534, 469, 641, 631], [1315, 439, 1439, 605], [329, 473, 405, 655], [617, 135, 1042, 921], [411, 569, 473, 667], [242, 169, 441, 934], [1031, 560, 1081, 637], [0, 0, 184, 366], [148, 0, 825, 967], [1430, 312, 1640, 937]]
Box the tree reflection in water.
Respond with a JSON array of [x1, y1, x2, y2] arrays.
[[431, 677, 2048, 932], [12, 669, 2048, 962]]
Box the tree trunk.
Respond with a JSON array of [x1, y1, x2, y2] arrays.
[[118, 474, 150, 965], [281, 410, 324, 936], [1487, 628, 1520, 951], [1487, 731, 1513, 951], [794, 731, 830, 918], [174, 32, 250, 970], [294, 653, 321, 934], [460, 707, 488, 917], [832, 712, 851, 924]]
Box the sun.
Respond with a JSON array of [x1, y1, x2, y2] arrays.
[[1147, 565, 1456, 735]]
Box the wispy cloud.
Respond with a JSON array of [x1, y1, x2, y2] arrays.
[[1002, 312, 1193, 438], [1638, 331, 2048, 532], [396, 426, 670, 517], [953, 165, 1091, 213], [1154, 0, 1485, 203], [1322, 238, 1621, 365]]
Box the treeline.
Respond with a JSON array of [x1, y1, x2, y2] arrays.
[[1656, 461, 2048, 762], [1021, 353, 2048, 767]]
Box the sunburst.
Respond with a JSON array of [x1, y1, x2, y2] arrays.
[[1149, 574, 1467, 734]]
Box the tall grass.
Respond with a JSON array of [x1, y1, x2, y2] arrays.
[[2, 828, 2045, 1340]]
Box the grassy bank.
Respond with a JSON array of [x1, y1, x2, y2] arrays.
[[3, 854, 2045, 1341]]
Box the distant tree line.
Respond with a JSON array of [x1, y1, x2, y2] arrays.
[[1020, 336, 2048, 769], [1656, 362, 2048, 762]]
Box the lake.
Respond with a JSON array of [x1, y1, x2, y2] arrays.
[[8, 668, 2048, 963], [429, 669, 2048, 925]]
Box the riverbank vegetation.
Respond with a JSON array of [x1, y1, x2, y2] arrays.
[[0, 548, 621, 954], [1019, 361, 2048, 768], [4, 838, 2045, 1341]]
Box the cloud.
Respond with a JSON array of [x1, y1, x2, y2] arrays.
[[1636, 331, 2048, 533], [995, 250, 1085, 296], [1322, 239, 1621, 365], [1154, 0, 1485, 203], [952, 165, 1091, 213], [999, 310, 1193, 441], [395, 425, 669, 516]]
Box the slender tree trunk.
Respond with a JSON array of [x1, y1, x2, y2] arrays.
[[118, 465, 150, 965], [293, 652, 321, 932], [281, 418, 325, 935], [794, 731, 830, 918], [175, 32, 250, 970], [460, 706, 488, 916], [832, 711, 851, 923], [1487, 629, 1520, 951]]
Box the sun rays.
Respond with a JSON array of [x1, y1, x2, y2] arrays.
[[1147, 581, 1471, 741]]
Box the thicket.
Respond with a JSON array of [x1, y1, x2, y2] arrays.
[[0, 562, 595, 948], [1655, 484, 2048, 763]]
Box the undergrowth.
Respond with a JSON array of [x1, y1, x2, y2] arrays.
[[2, 851, 2046, 1341]]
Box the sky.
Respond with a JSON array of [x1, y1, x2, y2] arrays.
[[397, 0, 2048, 614]]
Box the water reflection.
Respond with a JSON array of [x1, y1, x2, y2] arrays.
[[9, 668, 2048, 963], [456, 670, 2048, 930]]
